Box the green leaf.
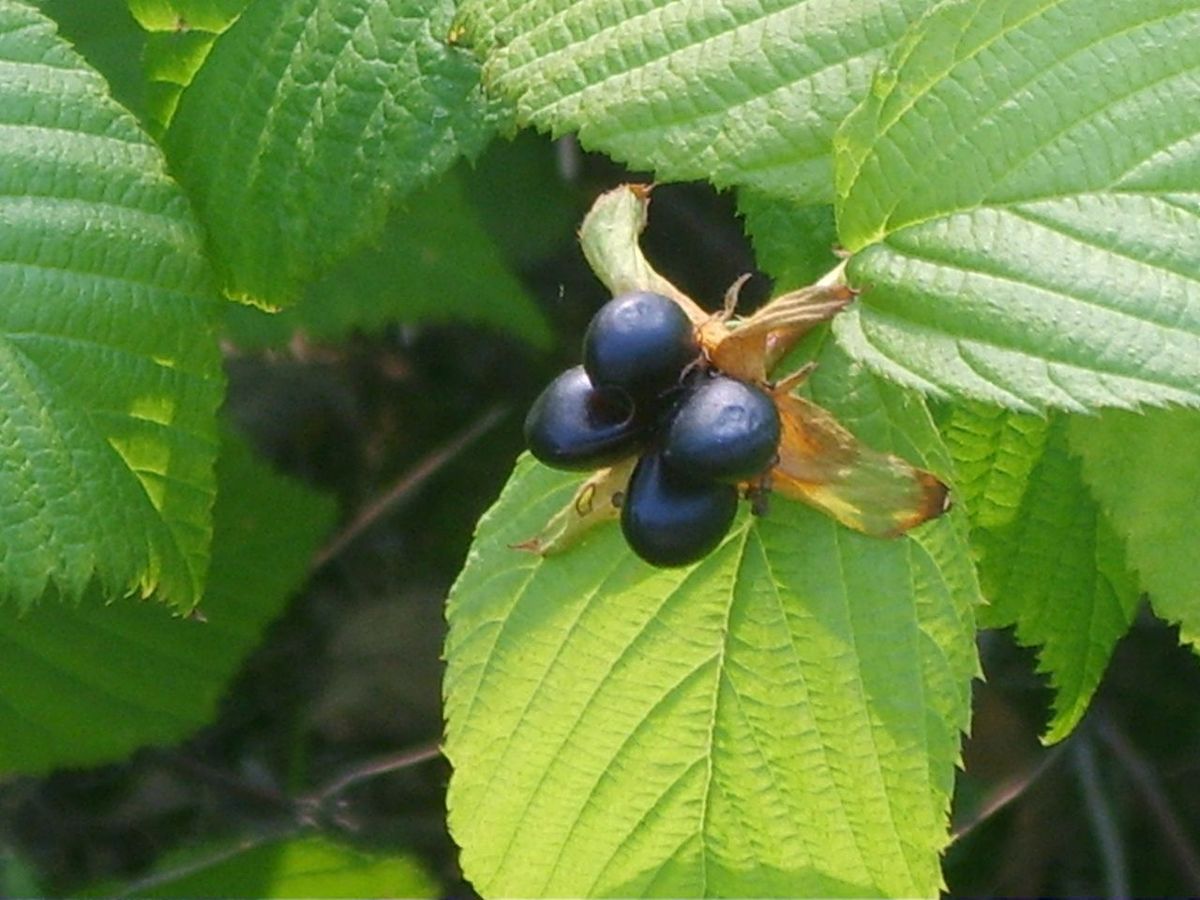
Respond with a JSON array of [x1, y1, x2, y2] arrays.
[[31, 0, 146, 117], [944, 407, 1138, 742], [164, 0, 497, 308], [459, 0, 938, 202], [445, 341, 979, 898], [834, 0, 1200, 411], [736, 192, 839, 292], [127, 0, 248, 29], [0, 849, 41, 899], [940, 402, 1049, 532], [1070, 407, 1200, 651], [0, 0, 223, 609], [223, 170, 551, 349], [0, 430, 335, 773], [97, 835, 437, 899], [126, 0, 251, 135]]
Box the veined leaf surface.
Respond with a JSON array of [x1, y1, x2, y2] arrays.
[[459, 0, 938, 202], [165, 0, 496, 307], [835, 0, 1200, 411], [444, 341, 980, 898], [0, 0, 223, 609], [945, 406, 1138, 742]]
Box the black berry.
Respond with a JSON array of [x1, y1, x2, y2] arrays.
[[620, 451, 738, 567], [524, 366, 645, 471], [663, 374, 780, 483], [583, 291, 698, 400]]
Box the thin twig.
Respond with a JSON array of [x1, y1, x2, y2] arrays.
[[312, 404, 509, 569], [301, 740, 443, 814], [155, 740, 442, 828], [152, 749, 292, 812], [1073, 734, 1131, 899], [1095, 714, 1200, 893], [949, 741, 1069, 846], [114, 826, 299, 898]]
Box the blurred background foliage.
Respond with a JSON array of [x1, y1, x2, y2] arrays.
[[1, 0, 1198, 896]]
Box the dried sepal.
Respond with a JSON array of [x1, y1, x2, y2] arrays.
[[709, 278, 855, 381], [768, 389, 950, 537], [527, 185, 946, 555], [578, 184, 712, 327], [512, 456, 637, 556]]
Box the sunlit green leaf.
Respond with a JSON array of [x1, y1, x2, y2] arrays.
[[445, 339, 979, 897], [459, 0, 938, 201], [835, 0, 1200, 411], [1071, 407, 1200, 652]]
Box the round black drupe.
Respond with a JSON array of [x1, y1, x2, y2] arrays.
[[524, 366, 645, 471], [583, 291, 698, 399], [663, 374, 781, 483], [620, 451, 739, 568]]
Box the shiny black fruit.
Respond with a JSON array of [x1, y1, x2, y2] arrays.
[[621, 451, 739, 567], [663, 374, 780, 483], [524, 366, 645, 471], [583, 291, 698, 398]]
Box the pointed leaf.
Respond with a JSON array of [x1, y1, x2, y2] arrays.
[[835, 0, 1200, 411], [164, 0, 497, 307], [459, 0, 939, 201], [0, 431, 336, 773], [945, 408, 1138, 742], [445, 340, 979, 898], [736, 192, 838, 293], [1070, 407, 1200, 651], [223, 171, 550, 349], [0, 1, 223, 609], [126, 0, 251, 135], [33, 0, 146, 116]]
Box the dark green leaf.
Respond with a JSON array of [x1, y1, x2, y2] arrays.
[[0, 1, 223, 609], [0, 430, 335, 773], [165, 0, 498, 307]]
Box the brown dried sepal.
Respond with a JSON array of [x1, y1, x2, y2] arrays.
[[767, 387, 950, 537], [525, 184, 945, 555], [705, 280, 856, 382]]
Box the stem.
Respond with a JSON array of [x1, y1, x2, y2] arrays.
[[152, 749, 292, 812], [1096, 715, 1200, 893], [307, 742, 442, 807], [116, 827, 299, 897], [1073, 735, 1130, 898], [312, 404, 508, 569], [949, 741, 1069, 847]]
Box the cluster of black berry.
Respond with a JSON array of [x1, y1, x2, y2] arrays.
[[524, 291, 782, 568]]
